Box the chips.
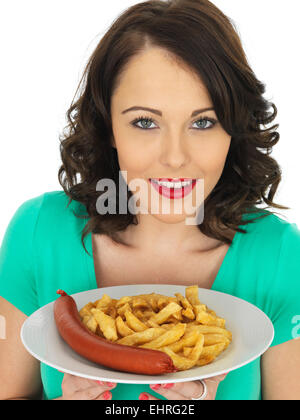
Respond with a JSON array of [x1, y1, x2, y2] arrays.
[[79, 285, 232, 371]]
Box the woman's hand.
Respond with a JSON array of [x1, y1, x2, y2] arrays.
[[58, 373, 117, 400], [140, 373, 228, 400]]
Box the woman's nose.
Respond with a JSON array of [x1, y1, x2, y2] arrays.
[[159, 135, 190, 169]]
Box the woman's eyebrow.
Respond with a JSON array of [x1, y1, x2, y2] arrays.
[[121, 106, 215, 117]]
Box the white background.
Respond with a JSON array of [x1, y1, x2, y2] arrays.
[[0, 0, 299, 242]]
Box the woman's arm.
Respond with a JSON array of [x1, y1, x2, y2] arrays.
[[261, 338, 300, 400], [0, 297, 43, 400]]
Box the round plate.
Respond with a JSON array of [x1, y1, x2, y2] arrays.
[[21, 284, 274, 385]]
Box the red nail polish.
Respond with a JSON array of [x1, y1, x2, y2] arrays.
[[139, 393, 149, 400], [150, 384, 161, 390], [162, 383, 174, 389], [103, 391, 111, 400]]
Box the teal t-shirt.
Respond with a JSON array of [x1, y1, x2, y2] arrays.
[[1, 190, 300, 400]]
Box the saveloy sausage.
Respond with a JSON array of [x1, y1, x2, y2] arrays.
[[54, 290, 178, 375]]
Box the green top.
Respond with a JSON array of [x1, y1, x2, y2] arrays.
[[1, 191, 300, 400]]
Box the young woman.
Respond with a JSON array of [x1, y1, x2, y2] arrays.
[[1, 0, 300, 400]]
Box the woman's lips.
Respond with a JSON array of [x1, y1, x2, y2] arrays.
[[148, 178, 197, 199]]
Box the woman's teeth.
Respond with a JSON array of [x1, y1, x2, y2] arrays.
[[151, 179, 193, 189]]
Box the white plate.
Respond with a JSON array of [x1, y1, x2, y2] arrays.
[[21, 284, 274, 385]]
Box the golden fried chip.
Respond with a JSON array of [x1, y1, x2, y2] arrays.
[[115, 315, 135, 337], [117, 302, 132, 318], [185, 285, 202, 306], [106, 304, 118, 319], [159, 346, 197, 370], [186, 324, 232, 341], [124, 310, 148, 332], [203, 334, 230, 347], [115, 296, 132, 308], [139, 323, 186, 349], [149, 301, 183, 325], [131, 297, 151, 310], [182, 307, 195, 320], [132, 308, 146, 320], [183, 346, 193, 357], [117, 327, 165, 346], [193, 304, 208, 316], [85, 315, 98, 334], [79, 285, 232, 372], [160, 323, 177, 330], [195, 310, 226, 328], [201, 342, 226, 358], [82, 315, 91, 325], [207, 308, 217, 317], [145, 318, 160, 328], [157, 297, 169, 310], [189, 334, 205, 360], [79, 302, 95, 318], [95, 294, 112, 310], [196, 355, 216, 366], [91, 308, 118, 341], [147, 295, 159, 312], [167, 329, 200, 352], [175, 293, 195, 320], [171, 310, 183, 321]]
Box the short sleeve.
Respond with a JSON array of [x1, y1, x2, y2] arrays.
[[0, 194, 45, 317], [270, 221, 300, 347]]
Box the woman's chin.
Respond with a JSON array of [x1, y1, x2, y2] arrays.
[[147, 211, 197, 225]]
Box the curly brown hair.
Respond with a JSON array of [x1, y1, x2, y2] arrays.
[[58, 0, 289, 256]]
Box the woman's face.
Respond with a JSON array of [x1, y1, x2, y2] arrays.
[[110, 47, 231, 225]]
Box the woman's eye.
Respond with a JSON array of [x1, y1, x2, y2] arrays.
[[131, 116, 217, 130], [131, 117, 156, 130], [192, 118, 216, 130]]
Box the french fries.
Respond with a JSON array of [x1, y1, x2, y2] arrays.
[[79, 285, 232, 371]]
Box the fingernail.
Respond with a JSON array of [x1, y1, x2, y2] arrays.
[[107, 382, 116, 387], [150, 384, 161, 390], [97, 381, 116, 387], [162, 383, 174, 389], [103, 391, 111, 400], [139, 393, 149, 400]]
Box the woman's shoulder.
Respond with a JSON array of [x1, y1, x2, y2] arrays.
[[241, 208, 299, 238], [238, 208, 300, 257], [15, 190, 86, 219], [7, 190, 87, 241]]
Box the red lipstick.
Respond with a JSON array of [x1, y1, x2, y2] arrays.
[[148, 178, 197, 199]]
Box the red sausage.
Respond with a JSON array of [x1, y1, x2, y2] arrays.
[[54, 290, 178, 375]]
